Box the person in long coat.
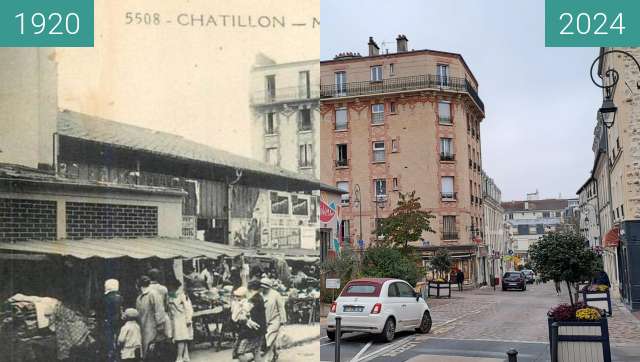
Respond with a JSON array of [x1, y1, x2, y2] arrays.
[[135, 275, 169, 360], [98, 279, 124, 362], [456, 270, 465, 291], [260, 278, 287, 362], [167, 278, 193, 362]]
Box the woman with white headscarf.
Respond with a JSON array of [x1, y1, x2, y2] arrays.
[[98, 278, 124, 362]]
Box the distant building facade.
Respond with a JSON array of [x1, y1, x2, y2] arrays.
[[250, 54, 320, 179], [577, 177, 600, 248], [502, 193, 571, 264], [320, 35, 486, 283], [481, 171, 506, 283]]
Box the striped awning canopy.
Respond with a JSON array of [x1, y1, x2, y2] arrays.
[[0, 238, 252, 259], [604, 227, 620, 248]]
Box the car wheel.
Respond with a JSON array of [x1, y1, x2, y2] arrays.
[[522, 285, 526, 291], [416, 311, 432, 334], [380, 318, 396, 342], [502, 286, 506, 291], [326, 330, 336, 341]]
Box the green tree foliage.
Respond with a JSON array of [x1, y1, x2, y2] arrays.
[[429, 248, 452, 279], [361, 247, 424, 286], [320, 247, 359, 302], [529, 231, 599, 305], [376, 191, 435, 249]]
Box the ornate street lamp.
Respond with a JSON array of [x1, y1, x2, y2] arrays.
[[353, 184, 363, 244], [590, 49, 640, 128], [589, 50, 640, 225]]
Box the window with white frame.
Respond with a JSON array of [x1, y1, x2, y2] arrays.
[[390, 101, 397, 113], [371, 103, 384, 124], [373, 141, 385, 162], [335, 71, 347, 95], [437, 64, 449, 86], [440, 138, 453, 157], [299, 144, 313, 167], [389, 63, 395, 76], [374, 179, 387, 197], [441, 176, 455, 199], [336, 144, 348, 167], [371, 65, 383, 81], [438, 101, 452, 124], [393, 177, 399, 191], [335, 108, 347, 130], [265, 112, 276, 134]]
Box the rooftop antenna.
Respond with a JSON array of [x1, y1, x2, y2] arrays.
[[380, 40, 390, 54]]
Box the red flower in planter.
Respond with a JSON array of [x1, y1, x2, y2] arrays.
[[548, 302, 589, 321]]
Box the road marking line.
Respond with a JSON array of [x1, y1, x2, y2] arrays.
[[423, 336, 549, 344], [320, 341, 335, 346], [358, 335, 415, 362], [350, 341, 373, 362]]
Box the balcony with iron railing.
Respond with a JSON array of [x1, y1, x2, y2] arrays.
[[442, 231, 459, 241], [321, 74, 484, 113], [251, 85, 320, 105], [335, 159, 349, 168], [440, 153, 455, 161], [441, 192, 457, 201]]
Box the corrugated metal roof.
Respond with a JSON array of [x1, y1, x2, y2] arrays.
[[57, 110, 327, 187], [0, 163, 186, 197], [0, 238, 250, 259]]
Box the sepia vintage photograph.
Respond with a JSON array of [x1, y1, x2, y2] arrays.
[[0, 1, 327, 361]]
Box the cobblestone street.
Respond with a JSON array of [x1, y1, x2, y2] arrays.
[[321, 282, 640, 361]]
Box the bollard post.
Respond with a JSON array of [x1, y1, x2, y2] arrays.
[[551, 322, 559, 362], [334, 316, 341, 362], [506, 348, 518, 362]]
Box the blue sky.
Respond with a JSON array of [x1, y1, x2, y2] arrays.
[[321, 0, 602, 201]]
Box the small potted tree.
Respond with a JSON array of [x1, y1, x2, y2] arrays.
[[427, 249, 452, 298], [529, 231, 611, 362]]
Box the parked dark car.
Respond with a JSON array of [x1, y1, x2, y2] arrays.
[[502, 271, 526, 291], [521, 269, 535, 284]]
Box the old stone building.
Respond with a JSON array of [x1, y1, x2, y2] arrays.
[[480, 171, 506, 284], [320, 35, 485, 282], [250, 54, 320, 179]]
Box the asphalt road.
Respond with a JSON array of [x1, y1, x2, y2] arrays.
[[320, 282, 640, 362]]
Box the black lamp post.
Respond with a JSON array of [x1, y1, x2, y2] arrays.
[[589, 49, 640, 225], [353, 184, 363, 243]]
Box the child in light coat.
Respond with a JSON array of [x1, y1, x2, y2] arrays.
[[118, 308, 142, 361]]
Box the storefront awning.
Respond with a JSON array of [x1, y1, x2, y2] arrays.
[[604, 227, 620, 248], [0, 238, 253, 259]]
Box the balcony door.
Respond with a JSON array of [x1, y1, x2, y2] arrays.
[[265, 75, 276, 101], [335, 71, 347, 96], [299, 70, 310, 98], [437, 64, 449, 87]]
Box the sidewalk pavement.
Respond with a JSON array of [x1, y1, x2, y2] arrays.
[[189, 323, 320, 362]]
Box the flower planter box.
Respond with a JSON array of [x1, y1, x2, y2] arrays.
[[582, 290, 612, 316], [547, 318, 611, 362], [427, 281, 451, 298]]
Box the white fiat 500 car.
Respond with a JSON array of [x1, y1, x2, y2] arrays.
[[326, 278, 432, 342]]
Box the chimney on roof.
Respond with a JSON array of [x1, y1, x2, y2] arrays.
[[396, 34, 408, 52], [525, 201, 529, 210], [368, 36, 379, 56]]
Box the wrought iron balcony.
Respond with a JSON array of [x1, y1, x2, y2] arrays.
[[335, 159, 349, 167], [442, 231, 459, 241], [321, 74, 484, 113], [441, 192, 457, 201], [251, 85, 320, 105], [440, 153, 455, 161]]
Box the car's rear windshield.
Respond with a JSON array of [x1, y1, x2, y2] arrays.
[[341, 282, 381, 297], [505, 272, 521, 277]]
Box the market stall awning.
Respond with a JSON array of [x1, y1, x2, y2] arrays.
[[604, 227, 620, 248], [0, 238, 254, 259]]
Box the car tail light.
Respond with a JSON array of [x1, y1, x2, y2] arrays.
[[330, 302, 337, 313], [371, 303, 382, 314]]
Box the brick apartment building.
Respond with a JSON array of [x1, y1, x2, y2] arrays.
[[320, 35, 486, 280]]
